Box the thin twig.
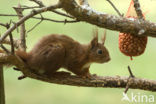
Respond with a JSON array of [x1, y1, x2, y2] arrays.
[[30, 0, 74, 19], [14, 4, 26, 51], [0, 23, 19, 48], [14, 5, 40, 10], [51, 10, 74, 19], [0, 3, 61, 44], [27, 17, 43, 33], [9, 34, 14, 54], [124, 66, 135, 93], [11, 21, 19, 33], [32, 16, 79, 23], [0, 14, 79, 23], [0, 44, 10, 54], [0, 14, 22, 17], [127, 66, 135, 78], [106, 0, 123, 16], [5, 23, 15, 54], [0, 23, 7, 28]]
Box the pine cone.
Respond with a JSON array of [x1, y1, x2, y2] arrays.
[[118, 0, 148, 59], [119, 32, 147, 58]]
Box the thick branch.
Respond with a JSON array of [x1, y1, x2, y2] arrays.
[[0, 54, 156, 92], [133, 0, 144, 19], [59, 0, 156, 37], [26, 73, 156, 92]]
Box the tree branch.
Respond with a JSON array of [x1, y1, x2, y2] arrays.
[[0, 14, 79, 23], [14, 4, 26, 51], [26, 72, 156, 92], [2, 38, 20, 49], [59, 0, 156, 37], [0, 44, 10, 54], [0, 2, 61, 43], [124, 66, 135, 93], [2, 22, 15, 55], [133, 0, 144, 20], [30, 0, 74, 19], [0, 54, 155, 92], [0, 23, 7, 28], [106, 0, 123, 17], [14, 5, 40, 10], [27, 15, 43, 33], [0, 65, 5, 104]]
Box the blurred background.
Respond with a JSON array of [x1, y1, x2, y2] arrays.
[[0, 0, 156, 104]]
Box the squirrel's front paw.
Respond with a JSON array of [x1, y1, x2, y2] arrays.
[[80, 73, 95, 79]]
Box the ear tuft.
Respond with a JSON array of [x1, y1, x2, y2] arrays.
[[91, 29, 98, 48], [101, 29, 106, 45]]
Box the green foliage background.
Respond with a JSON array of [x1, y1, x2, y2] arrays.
[[0, 0, 156, 104]]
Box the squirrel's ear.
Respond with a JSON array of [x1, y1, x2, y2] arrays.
[[91, 29, 98, 48], [101, 29, 106, 45]]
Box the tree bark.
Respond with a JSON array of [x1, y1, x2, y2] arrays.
[[59, 0, 156, 37], [0, 65, 5, 104]]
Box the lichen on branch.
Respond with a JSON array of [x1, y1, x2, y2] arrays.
[[59, 0, 156, 37]]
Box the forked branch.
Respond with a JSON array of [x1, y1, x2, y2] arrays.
[[59, 0, 156, 37], [0, 3, 61, 43]]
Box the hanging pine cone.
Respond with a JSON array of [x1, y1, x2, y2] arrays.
[[118, 0, 148, 60], [119, 32, 147, 57]]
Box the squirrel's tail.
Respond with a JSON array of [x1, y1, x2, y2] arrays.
[[0, 50, 29, 66], [15, 50, 29, 63]]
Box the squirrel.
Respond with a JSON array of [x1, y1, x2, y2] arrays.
[[3, 30, 110, 78]]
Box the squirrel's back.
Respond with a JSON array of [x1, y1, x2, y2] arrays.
[[30, 34, 78, 52], [17, 34, 81, 75]]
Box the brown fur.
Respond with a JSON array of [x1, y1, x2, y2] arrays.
[[3, 32, 111, 78]]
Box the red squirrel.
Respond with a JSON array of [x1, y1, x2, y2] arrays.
[[14, 30, 110, 78]]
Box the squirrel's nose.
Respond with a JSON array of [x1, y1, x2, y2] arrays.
[[105, 56, 111, 62]]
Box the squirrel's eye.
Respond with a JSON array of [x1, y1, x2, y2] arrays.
[[97, 49, 103, 55]]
